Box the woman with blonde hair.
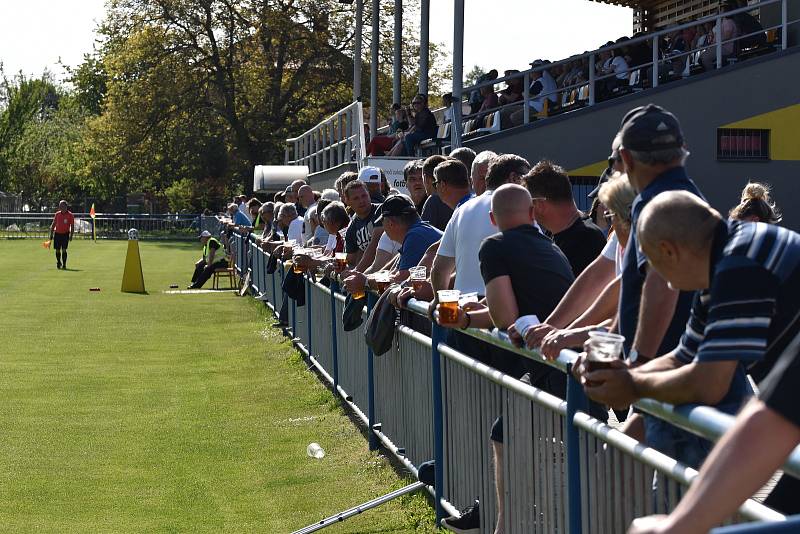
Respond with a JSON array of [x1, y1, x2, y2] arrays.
[[729, 181, 782, 224]]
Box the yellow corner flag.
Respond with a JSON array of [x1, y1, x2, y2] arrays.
[[121, 239, 146, 293], [90, 203, 97, 242]]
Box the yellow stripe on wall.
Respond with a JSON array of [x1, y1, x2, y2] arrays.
[[568, 160, 608, 177], [722, 103, 800, 161]]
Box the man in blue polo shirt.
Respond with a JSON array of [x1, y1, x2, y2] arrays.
[[582, 192, 800, 466], [373, 194, 442, 283], [617, 104, 704, 365]]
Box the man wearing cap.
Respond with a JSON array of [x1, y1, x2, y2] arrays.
[[378, 195, 442, 279], [188, 230, 229, 289], [582, 104, 706, 465], [358, 165, 386, 203]]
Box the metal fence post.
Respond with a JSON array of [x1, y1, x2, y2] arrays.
[[652, 35, 660, 87], [566, 366, 588, 534], [430, 321, 446, 524], [782, 0, 788, 50], [367, 293, 379, 451], [588, 55, 596, 106], [330, 281, 340, 390], [716, 16, 723, 69], [523, 71, 530, 125], [306, 276, 313, 355]]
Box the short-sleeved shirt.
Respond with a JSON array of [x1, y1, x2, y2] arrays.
[[303, 202, 318, 243], [439, 190, 498, 296], [398, 220, 443, 270], [553, 216, 607, 277], [233, 210, 252, 227], [675, 221, 800, 411], [287, 217, 304, 243], [600, 232, 624, 276], [421, 194, 453, 232], [345, 204, 381, 253], [479, 224, 575, 379], [480, 224, 575, 319], [53, 211, 74, 234], [618, 167, 704, 356]]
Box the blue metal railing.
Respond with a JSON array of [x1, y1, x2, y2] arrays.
[[231, 232, 798, 533]]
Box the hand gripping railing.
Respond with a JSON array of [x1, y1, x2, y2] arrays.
[[231, 231, 798, 533]]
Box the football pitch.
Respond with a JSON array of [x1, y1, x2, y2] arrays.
[[0, 240, 434, 533]]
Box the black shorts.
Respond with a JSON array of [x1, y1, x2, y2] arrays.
[[53, 233, 70, 250]]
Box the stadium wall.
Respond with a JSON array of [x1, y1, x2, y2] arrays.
[[466, 47, 800, 229]]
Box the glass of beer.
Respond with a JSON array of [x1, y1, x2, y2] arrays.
[[374, 272, 392, 293], [584, 331, 625, 386], [351, 288, 366, 300], [437, 290, 461, 325], [409, 266, 427, 292], [334, 252, 348, 273]]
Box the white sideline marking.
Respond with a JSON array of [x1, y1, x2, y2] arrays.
[[163, 289, 238, 294]]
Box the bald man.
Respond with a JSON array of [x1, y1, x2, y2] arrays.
[[579, 191, 800, 465], [298, 185, 316, 244], [441, 184, 581, 534], [619, 191, 800, 529]]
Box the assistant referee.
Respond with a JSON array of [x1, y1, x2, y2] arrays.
[[50, 200, 75, 270]]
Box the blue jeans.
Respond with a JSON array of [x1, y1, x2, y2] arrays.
[[644, 415, 712, 469], [403, 131, 429, 156]]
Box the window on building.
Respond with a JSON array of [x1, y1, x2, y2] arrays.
[[717, 128, 770, 161]]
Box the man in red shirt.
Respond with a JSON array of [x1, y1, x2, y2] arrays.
[[50, 200, 75, 269]]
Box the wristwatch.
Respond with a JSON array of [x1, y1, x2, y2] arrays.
[[628, 349, 651, 364]]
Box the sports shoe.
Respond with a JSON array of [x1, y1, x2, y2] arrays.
[[441, 500, 480, 533], [56, 262, 62, 269]]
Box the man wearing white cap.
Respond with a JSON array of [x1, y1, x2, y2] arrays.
[[188, 230, 229, 289], [358, 165, 386, 203]]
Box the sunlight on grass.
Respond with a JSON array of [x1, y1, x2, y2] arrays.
[[0, 240, 435, 533]]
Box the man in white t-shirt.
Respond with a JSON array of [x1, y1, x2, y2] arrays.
[[431, 154, 531, 298]]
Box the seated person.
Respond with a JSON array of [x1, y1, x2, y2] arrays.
[[578, 191, 800, 469], [188, 230, 229, 289], [366, 103, 409, 156], [497, 70, 523, 105], [388, 94, 437, 157], [700, 2, 739, 71], [441, 93, 454, 123], [507, 61, 559, 127], [468, 69, 498, 113]]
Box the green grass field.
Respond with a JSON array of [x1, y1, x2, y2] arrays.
[[0, 240, 435, 533]]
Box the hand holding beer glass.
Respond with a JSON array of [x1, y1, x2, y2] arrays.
[[374, 272, 392, 294], [408, 266, 427, 292], [583, 331, 625, 387], [436, 290, 461, 325]]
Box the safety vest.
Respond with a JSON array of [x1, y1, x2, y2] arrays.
[[203, 237, 224, 261]]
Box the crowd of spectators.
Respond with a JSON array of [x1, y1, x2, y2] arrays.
[[458, 0, 771, 133], [209, 95, 797, 532]]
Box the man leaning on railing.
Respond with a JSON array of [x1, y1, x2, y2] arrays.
[[622, 191, 800, 531]]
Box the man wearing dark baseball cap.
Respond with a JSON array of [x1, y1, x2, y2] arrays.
[[376, 195, 442, 278], [580, 103, 708, 467]]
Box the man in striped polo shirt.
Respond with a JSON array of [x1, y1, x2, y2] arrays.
[[581, 191, 800, 479], [623, 191, 800, 531]]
